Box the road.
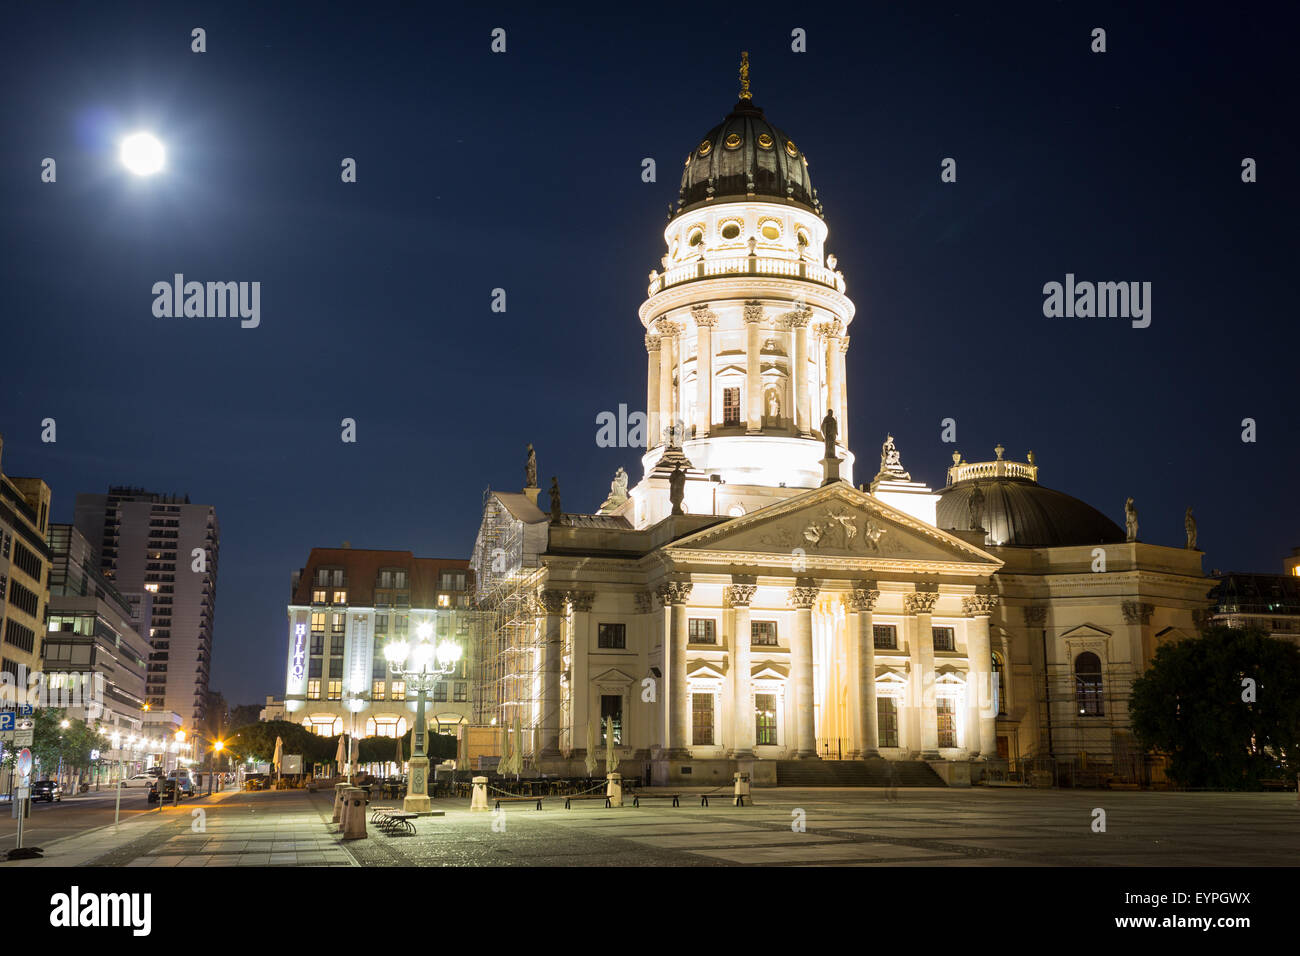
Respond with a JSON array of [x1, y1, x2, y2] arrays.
[[0, 786, 220, 852]]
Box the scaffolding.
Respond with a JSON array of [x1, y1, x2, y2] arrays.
[[1024, 663, 1146, 786], [470, 491, 546, 754]]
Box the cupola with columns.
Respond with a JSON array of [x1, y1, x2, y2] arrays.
[[632, 55, 856, 526]]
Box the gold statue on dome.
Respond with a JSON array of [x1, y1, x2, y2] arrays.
[[739, 51, 751, 100]]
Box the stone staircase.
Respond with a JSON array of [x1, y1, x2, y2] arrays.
[[775, 758, 947, 788]]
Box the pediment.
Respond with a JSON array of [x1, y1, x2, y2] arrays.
[[591, 668, 635, 686], [664, 483, 1001, 575], [752, 661, 789, 680], [687, 661, 727, 681], [1060, 624, 1113, 641]]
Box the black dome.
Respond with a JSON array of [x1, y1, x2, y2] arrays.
[[938, 477, 1125, 548], [676, 99, 819, 217]]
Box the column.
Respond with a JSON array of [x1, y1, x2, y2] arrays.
[[658, 581, 693, 757], [645, 334, 661, 451], [822, 325, 840, 446], [538, 589, 568, 755], [789, 583, 819, 757], [791, 311, 811, 436], [726, 583, 757, 757], [848, 587, 880, 758], [963, 594, 999, 758], [656, 319, 677, 446], [692, 305, 716, 439], [744, 301, 763, 433], [837, 336, 850, 445], [906, 591, 940, 758]]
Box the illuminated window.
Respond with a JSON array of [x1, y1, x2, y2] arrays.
[[755, 693, 778, 745], [1075, 652, 1104, 716], [877, 697, 898, 747], [937, 698, 956, 748], [692, 693, 714, 745], [310, 612, 325, 633], [390, 681, 405, 701], [600, 695, 622, 745], [372, 680, 385, 700], [144, 583, 159, 593], [688, 619, 716, 644], [438, 594, 450, 608], [333, 590, 347, 604], [331, 612, 345, 633], [327, 680, 342, 701], [723, 387, 741, 425], [312, 589, 327, 603], [453, 682, 468, 702], [307, 679, 321, 700]]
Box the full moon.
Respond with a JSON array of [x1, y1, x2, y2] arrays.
[[120, 132, 165, 175]]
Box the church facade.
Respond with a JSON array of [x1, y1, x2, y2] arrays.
[[470, 72, 1212, 787]]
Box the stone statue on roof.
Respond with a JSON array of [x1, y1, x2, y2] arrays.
[[669, 464, 686, 516], [821, 409, 838, 461], [549, 477, 562, 524], [1125, 497, 1138, 543], [876, 433, 911, 481], [525, 444, 537, 489], [1185, 506, 1197, 550], [598, 467, 629, 514], [969, 482, 986, 532]]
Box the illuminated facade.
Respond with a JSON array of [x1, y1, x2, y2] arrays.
[[282, 548, 474, 741], [470, 72, 1213, 787]]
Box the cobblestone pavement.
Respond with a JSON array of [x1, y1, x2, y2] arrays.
[[10, 785, 1300, 867]]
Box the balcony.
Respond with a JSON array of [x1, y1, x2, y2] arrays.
[[646, 254, 845, 298]]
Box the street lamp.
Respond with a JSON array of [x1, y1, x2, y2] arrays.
[[384, 619, 461, 814]]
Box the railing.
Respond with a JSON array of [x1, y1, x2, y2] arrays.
[[647, 254, 845, 297], [947, 459, 1038, 485]]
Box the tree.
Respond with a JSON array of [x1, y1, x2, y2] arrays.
[[228, 703, 263, 728], [27, 709, 106, 781], [1130, 625, 1300, 789]]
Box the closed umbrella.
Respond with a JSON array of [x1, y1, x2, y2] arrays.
[[604, 717, 620, 775], [334, 735, 346, 777], [393, 733, 404, 775], [498, 721, 512, 777], [456, 727, 470, 772], [584, 719, 598, 778], [510, 713, 524, 777], [272, 735, 284, 788]]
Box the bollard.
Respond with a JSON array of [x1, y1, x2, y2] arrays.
[[470, 776, 489, 812], [606, 772, 624, 808], [332, 782, 350, 823], [341, 787, 367, 840], [733, 771, 751, 806]]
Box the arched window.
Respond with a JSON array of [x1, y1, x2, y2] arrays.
[[992, 652, 1007, 716], [1074, 652, 1104, 716]]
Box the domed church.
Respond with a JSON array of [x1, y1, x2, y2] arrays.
[[471, 59, 1211, 787]]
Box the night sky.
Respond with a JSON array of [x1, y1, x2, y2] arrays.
[[1, 2, 1295, 707]]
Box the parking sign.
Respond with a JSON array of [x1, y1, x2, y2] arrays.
[[0, 713, 13, 732]]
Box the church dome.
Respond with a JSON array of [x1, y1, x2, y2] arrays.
[[936, 451, 1124, 548], [676, 96, 820, 218]]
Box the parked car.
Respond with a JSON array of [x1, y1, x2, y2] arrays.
[[30, 780, 62, 803], [147, 777, 182, 804], [120, 773, 156, 788], [170, 769, 196, 795]]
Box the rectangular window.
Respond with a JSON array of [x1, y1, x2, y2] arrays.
[[331, 569, 344, 587], [307, 679, 321, 700], [394, 570, 407, 589], [380, 570, 393, 589], [600, 694, 623, 745], [390, 680, 405, 701], [375, 614, 388, 633], [877, 697, 898, 748], [438, 594, 451, 608], [755, 693, 778, 745], [692, 693, 715, 745], [312, 589, 327, 604], [330, 634, 345, 656], [688, 619, 716, 644], [328, 658, 344, 679], [310, 612, 325, 633], [597, 623, 626, 649], [873, 624, 897, 650], [308, 659, 322, 679], [3, 620, 35, 653], [433, 683, 447, 703], [310, 634, 324, 655], [454, 682, 468, 702], [932, 626, 955, 652], [327, 679, 342, 700], [751, 621, 778, 646], [332, 612, 345, 633], [372, 680, 385, 700], [723, 387, 741, 425], [937, 698, 956, 748]]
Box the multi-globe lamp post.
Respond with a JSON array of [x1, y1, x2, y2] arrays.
[[384, 619, 461, 814]]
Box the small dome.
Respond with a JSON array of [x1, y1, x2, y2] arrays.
[[676, 98, 819, 218], [938, 477, 1125, 548]]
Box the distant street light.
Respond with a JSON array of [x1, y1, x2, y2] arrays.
[[120, 132, 165, 176]]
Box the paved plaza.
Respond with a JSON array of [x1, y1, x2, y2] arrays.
[[6, 785, 1300, 868]]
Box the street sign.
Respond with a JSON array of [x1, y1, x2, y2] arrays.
[[0, 713, 13, 731], [16, 718, 33, 730], [15, 787, 29, 801], [14, 730, 32, 748], [16, 748, 32, 785]]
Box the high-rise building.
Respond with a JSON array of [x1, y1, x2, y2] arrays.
[[0, 434, 52, 693], [74, 487, 220, 726], [283, 548, 474, 743], [44, 523, 149, 740]]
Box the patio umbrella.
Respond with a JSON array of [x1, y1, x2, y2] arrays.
[[272, 735, 283, 787], [394, 733, 404, 774], [334, 735, 346, 776], [604, 717, 620, 774], [456, 727, 469, 772], [584, 719, 598, 777]]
